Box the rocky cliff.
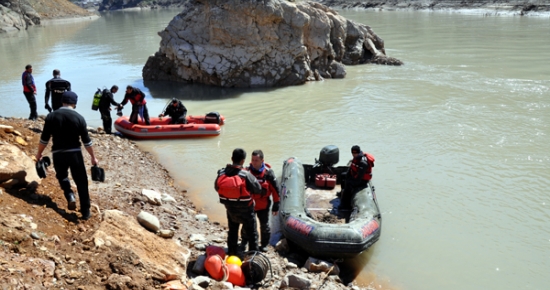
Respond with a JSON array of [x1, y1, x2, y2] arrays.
[[143, 0, 402, 88], [99, 0, 187, 11], [316, 0, 550, 15], [0, 0, 93, 33], [99, 0, 550, 15]]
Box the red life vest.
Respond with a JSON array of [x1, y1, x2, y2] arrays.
[[247, 163, 278, 211], [217, 173, 251, 202], [350, 152, 375, 181]]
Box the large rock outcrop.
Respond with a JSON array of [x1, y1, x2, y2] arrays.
[[0, 0, 40, 32], [143, 0, 402, 88]]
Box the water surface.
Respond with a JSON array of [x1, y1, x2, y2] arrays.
[[1, 9, 549, 290]]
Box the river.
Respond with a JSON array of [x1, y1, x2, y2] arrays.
[[0, 8, 549, 290]]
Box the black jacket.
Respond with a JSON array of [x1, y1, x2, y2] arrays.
[[45, 77, 71, 110], [99, 89, 120, 111], [162, 101, 187, 118], [39, 107, 92, 153]]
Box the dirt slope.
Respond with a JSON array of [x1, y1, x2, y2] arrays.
[[28, 0, 94, 19]]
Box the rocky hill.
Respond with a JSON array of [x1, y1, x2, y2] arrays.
[[97, 0, 550, 15], [0, 0, 93, 33], [316, 0, 550, 15]]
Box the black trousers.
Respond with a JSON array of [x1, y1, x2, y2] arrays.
[[169, 113, 186, 124], [241, 200, 271, 247], [340, 179, 368, 209], [53, 151, 90, 214], [99, 108, 113, 134], [24, 92, 37, 119], [129, 104, 150, 125], [51, 93, 63, 111], [225, 203, 258, 255]]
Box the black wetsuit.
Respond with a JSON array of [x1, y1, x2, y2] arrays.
[[45, 76, 71, 111], [98, 89, 120, 134]]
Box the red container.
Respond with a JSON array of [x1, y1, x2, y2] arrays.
[[315, 174, 336, 189]]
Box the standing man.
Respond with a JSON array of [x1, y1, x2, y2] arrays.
[[340, 145, 375, 210], [98, 85, 121, 134], [44, 69, 71, 112], [215, 148, 262, 256], [35, 91, 98, 220], [159, 98, 187, 124], [241, 150, 280, 252], [120, 85, 150, 125], [22, 64, 37, 120]]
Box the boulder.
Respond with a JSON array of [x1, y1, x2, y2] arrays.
[[143, 0, 402, 88], [136, 211, 161, 232], [0, 143, 40, 189], [93, 210, 190, 278]]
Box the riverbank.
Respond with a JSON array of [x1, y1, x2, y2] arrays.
[[0, 116, 376, 289], [316, 0, 550, 16]]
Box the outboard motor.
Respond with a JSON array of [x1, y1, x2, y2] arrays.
[[319, 145, 339, 166]]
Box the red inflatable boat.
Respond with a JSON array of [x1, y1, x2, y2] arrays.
[[114, 113, 225, 140]]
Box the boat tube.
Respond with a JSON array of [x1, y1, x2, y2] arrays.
[[114, 113, 225, 140], [279, 155, 381, 258]]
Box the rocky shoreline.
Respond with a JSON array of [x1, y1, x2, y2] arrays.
[[315, 0, 550, 16], [0, 116, 375, 289]]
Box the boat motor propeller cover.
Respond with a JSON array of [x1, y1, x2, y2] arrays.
[[35, 156, 51, 179], [319, 145, 339, 166], [204, 111, 221, 124]]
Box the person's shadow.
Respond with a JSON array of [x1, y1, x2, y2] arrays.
[[4, 184, 81, 224]]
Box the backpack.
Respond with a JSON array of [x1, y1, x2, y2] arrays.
[[217, 174, 245, 200], [91, 88, 102, 111]]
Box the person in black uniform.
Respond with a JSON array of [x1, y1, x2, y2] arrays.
[[215, 148, 262, 255], [159, 98, 187, 124], [35, 91, 98, 220], [44, 69, 71, 112], [98, 85, 121, 134], [120, 85, 150, 125]]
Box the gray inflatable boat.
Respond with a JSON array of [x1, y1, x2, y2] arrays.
[[279, 147, 381, 258]]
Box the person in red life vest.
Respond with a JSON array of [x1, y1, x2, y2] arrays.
[[215, 148, 263, 256], [339, 145, 375, 210], [119, 85, 150, 125], [22, 64, 38, 120], [240, 150, 280, 252]]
